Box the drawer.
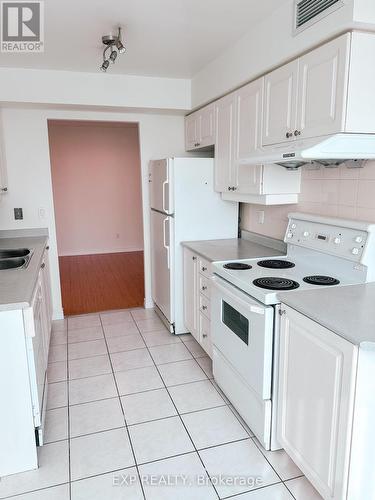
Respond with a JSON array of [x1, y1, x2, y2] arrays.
[[198, 257, 211, 277], [199, 293, 210, 319], [199, 275, 211, 298], [199, 313, 212, 357]]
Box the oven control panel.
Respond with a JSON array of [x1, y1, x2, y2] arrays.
[[285, 218, 368, 262]]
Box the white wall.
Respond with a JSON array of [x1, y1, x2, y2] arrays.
[[0, 107, 186, 319], [354, 0, 375, 23], [0, 68, 191, 111], [191, 0, 356, 107]]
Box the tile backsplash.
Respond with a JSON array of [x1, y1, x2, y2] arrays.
[[241, 160, 375, 240]]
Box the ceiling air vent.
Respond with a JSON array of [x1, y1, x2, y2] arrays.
[[294, 0, 344, 34]]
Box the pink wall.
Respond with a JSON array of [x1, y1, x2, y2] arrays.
[[49, 120, 144, 256], [241, 160, 375, 240]]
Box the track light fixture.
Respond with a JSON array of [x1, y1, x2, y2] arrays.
[[100, 27, 126, 72]]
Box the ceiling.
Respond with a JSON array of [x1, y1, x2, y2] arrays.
[[0, 0, 287, 78]]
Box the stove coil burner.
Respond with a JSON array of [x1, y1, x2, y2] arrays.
[[253, 277, 300, 290], [257, 260, 295, 269], [223, 263, 252, 270], [303, 275, 340, 286]]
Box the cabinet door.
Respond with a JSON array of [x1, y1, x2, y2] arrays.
[[199, 104, 215, 148], [235, 78, 264, 161], [297, 34, 350, 140], [185, 113, 199, 151], [214, 93, 236, 193], [278, 306, 358, 500], [183, 248, 198, 340], [262, 60, 299, 146]]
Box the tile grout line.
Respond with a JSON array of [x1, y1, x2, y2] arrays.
[[98, 314, 147, 500], [134, 318, 289, 497], [63, 312, 296, 498], [132, 312, 221, 500], [66, 322, 72, 500]]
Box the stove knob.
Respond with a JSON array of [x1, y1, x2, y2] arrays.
[[355, 236, 363, 243], [351, 247, 360, 255], [334, 237, 341, 245], [291, 223, 297, 229], [303, 231, 310, 238], [287, 232, 293, 239]]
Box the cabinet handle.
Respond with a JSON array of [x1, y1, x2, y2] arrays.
[[286, 132, 293, 139], [294, 130, 301, 136], [192, 256, 197, 261], [46, 246, 50, 250], [202, 305, 208, 311], [202, 286, 207, 291], [202, 266, 207, 272], [279, 309, 286, 316], [41, 263, 45, 269], [232, 186, 237, 191], [0, 187, 8, 192], [202, 334, 208, 338]]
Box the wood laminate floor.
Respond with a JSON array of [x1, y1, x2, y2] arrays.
[[59, 251, 145, 316]]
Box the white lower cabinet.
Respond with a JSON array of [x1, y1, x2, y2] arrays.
[[0, 245, 53, 476], [183, 247, 212, 356], [278, 305, 358, 500]]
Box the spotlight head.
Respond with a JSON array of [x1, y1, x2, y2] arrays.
[[100, 59, 110, 72], [109, 49, 117, 63], [116, 39, 126, 54]]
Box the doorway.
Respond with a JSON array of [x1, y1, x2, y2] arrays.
[[48, 120, 145, 316]]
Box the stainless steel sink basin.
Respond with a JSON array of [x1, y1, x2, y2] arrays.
[[0, 258, 26, 270], [0, 248, 30, 259]]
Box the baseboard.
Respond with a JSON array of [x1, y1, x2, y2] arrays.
[[52, 308, 64, 320], [58, 247, 144, 257], [144, 297, 154, 309]]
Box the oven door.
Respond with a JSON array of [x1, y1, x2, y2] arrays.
[[211, 275, 274, 400]]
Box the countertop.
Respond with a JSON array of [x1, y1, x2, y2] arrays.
[[279, 283, 375, 346], [0, 232, 48, 311], [181, 238, 284, 263]]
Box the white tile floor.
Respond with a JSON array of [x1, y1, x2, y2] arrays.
[[0, 308, 324, 500]]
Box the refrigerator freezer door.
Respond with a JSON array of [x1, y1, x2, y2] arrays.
[[149, 159, 174, 215], [150, 209, 174, 323]]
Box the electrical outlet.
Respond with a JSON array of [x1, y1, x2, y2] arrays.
[[38, 207, 46, 219], [14, 208, 23, 220], [257, 210, 265, 224]]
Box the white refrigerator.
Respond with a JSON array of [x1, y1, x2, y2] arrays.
[[149, 158, 238, 334]]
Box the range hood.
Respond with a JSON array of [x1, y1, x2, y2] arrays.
[[240, 133, 375, 169]]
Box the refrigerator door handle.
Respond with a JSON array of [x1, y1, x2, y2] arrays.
[[163, 217, 170, 269], [162, 180, 169, 214]]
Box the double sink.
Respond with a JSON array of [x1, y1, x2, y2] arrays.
[[0, 248, 33, 270]]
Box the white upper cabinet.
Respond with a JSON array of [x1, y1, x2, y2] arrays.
[[278, 305, 358, 500], [235, 78, 264, 161], [214, 93, 236, 193], [185, 103, 215, 151], [185, 114, 199, 151], [263, 33, 351, 146], [297, 34, 350, 140], [262, 60, 299, 146]]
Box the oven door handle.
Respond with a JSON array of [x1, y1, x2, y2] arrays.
[[212, 276, 266, 315]]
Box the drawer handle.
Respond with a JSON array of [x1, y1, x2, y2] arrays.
[[41, 263, 45, 269], [202, 334, 208, 338], [202, 305, 208, 311], [202, 286, 207, 291], [202, 266, 207, 272], [192, 256, 197, 261]]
